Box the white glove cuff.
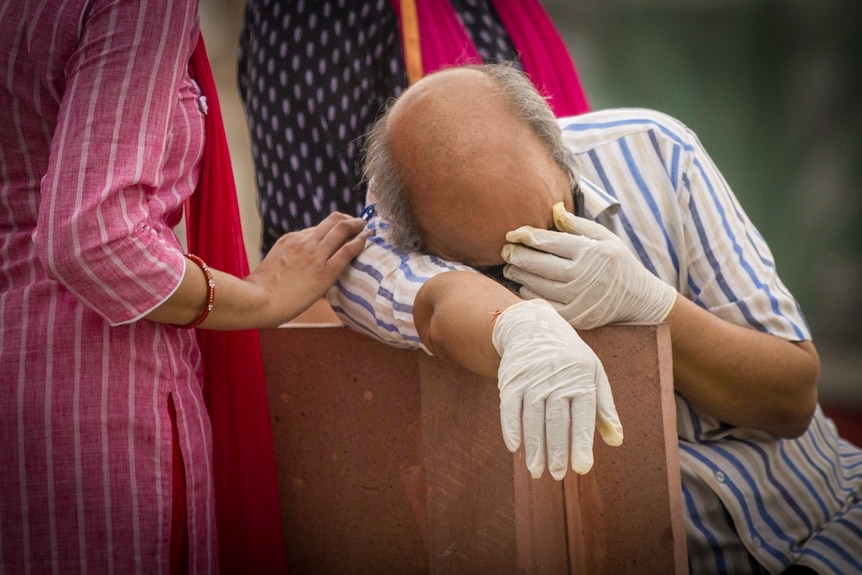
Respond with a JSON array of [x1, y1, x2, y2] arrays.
[[649, 281, 678, 324], [491, 299, 558, 356]]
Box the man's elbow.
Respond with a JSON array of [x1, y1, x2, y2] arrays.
[[770, 390, 818, 439], [770, 342, 820, 439]]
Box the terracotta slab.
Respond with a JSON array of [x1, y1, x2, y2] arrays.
[[260, 323, 687, 574], [417, 353, 568, 574], [569, 324, 687, 574], [261, 326, 428, 574]]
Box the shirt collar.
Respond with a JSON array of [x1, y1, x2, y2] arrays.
[[577, 175, 620, 219]]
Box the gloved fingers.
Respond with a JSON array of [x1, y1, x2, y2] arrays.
[[507, 267, 605, 329], [502, 260, 578, 299], [504, 226, 594, 262], [499, 392, 523, 453], [501, 243, 582, 283], [545, 393, 573, 481], [501, 243, 593, 285], [551, 203, 580, 234], [594, 363, 624, 447], [515, 289, 600, 331], [514, 283, 567, 311], [552, 203, 617, 243], [522, 398, 547, 479], [569, 389, 597, 475]]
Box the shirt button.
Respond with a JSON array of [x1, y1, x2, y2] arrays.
[[752, 536, 762, 548], [715, 471, 726, 482]]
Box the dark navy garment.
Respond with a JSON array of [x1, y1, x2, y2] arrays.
[[238, 0, 520, 255]]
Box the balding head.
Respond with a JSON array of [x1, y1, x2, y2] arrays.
[[386, 68, 506, 192], [365, 64, 576, 266]]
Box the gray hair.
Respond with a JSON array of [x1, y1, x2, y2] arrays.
[[363, 62, 578, 253]]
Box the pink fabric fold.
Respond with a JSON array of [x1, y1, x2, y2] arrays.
[[388, 0, 590, 116], [188, 36, 287, 575], [489, 0, 589, 116]]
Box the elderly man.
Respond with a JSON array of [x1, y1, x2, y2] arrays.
[[329, 63, 862, 573]]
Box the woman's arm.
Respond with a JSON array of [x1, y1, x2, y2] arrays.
[[35, 2, 368, 330], [145, 212, 368, 329], [37, 1, 199, 323]]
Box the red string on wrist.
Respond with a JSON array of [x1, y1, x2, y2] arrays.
[[174, 253, 215, 329]]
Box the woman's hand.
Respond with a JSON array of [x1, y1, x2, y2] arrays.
[[145, 212, 370, 329], [247, 212, 371, 326]]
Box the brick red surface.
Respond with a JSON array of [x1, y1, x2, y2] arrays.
[[260, 324, 687, 574]]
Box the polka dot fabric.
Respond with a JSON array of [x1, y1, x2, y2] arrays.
[[238, 0, 519, 255]]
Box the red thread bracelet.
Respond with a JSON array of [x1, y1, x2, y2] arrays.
[[175, 254, 215, 329]]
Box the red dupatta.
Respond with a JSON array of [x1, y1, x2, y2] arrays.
[[187, 37, 287, 574], [388, 0, 590, 116]]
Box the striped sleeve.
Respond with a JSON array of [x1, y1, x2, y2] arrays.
[[562, 109, 810, 342], [670, 113, 811, 341], [562, 109, 859, 574], [328, 215, 478, 353], [33, 0, 199, 324]]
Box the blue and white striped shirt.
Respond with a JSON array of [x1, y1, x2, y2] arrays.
[[328, 108, 862, 574]]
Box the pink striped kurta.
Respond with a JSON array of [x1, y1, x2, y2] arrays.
[[1, 1, 218, 573]]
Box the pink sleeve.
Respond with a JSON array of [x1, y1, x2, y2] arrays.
[[35, 0, 199, 324]]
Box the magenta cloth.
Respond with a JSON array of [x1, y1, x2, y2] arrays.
[[387, 0, 590, 116], [188, 37, 288, 575]]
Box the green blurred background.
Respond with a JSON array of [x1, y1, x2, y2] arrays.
[[201, 0, 861, 404]]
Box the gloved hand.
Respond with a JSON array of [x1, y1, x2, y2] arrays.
[[492, 299, 623, 480], [501, 203, 677, 330]]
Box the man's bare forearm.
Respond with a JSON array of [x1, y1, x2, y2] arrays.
[[414, 272, 820, 439], [413, 271, 521, 377], [667, 294, 820, 438]]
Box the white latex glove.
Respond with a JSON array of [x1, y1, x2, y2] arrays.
[[501, 203, 677, 330], [492, 299, 624, 480]]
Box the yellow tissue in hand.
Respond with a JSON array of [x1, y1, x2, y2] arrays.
[[552, 202, 569, 231]]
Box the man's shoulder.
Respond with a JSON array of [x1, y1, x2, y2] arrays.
[[557, 108, 694, 152]]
